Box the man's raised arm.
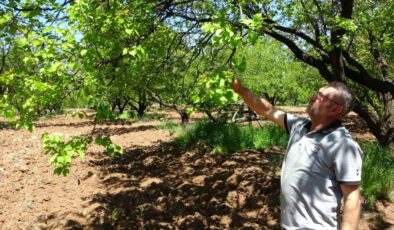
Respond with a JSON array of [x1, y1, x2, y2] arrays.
[[232, 78, 286, 129]]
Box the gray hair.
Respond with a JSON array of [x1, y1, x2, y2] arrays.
[[329, 81, 354, 116]]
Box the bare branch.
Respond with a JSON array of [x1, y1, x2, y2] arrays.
[[270, 22, 325, 51]]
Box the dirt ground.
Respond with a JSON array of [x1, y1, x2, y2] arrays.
[[0, 108, 392, 229]]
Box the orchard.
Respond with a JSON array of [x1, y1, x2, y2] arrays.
[[0, 0, 393, 229]]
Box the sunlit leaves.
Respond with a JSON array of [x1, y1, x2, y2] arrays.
[[0, 2, 89, 155], [95, 136, 124, 157], [202, 23, 242, 48], [80, 49, 88, 56], [122, 45, 146, 58], [0, 12, 13, 28], [192, 70, 239, 109], [42, 132, 123, 176], [240, 14, 264, 30], [42, 133, 92, 176]]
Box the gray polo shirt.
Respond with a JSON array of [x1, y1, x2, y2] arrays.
[[281, 113, 363, 230]]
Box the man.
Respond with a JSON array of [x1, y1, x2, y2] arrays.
[[232, 79, 363, 230]]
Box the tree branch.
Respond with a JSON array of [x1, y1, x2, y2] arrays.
[[0, 46, 10, 74], [261, 27, 334, 81], [367, 30, 390, 80], [343, 66, 394, 94], [270, 23, 325, 51]]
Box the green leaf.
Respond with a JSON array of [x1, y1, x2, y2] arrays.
[[80, 49, 88, 56], [125, 28, 133, 35], [62, 168, 69, 176], [49, 155, 58, 163], [201, 23, 214, 33], [116, 146, 124, 154], [240, 18, 253, 27], [32, 39, 42, 46], [129, 49, 137, 57], [54, 167, 63, 175], [122, 48, 129, 55]]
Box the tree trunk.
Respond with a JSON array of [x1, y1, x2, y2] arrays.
[[118, 106, 124, 114], [111, 101, 117, 112], [136, 100, 148, 119], [117, 100, 127, 114], [204, 110, 217, 122], [353, 97, 394, 148], [180, 110, 189, 124], [137, 103, 146, 119], [381, 93, 394, 148], [247, 107, 256, 123], [118, 96, 129, 114]]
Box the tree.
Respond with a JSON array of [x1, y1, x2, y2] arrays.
[[0, 0, 79, 129], [155, 0, 394, 147]]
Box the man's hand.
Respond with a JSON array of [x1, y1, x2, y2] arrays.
[[231, 77, 285, 129]]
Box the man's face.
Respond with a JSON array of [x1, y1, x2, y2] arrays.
[[306, 86, 343, 119]]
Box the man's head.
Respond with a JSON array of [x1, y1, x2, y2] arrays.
[[307, 81, 354, 121]]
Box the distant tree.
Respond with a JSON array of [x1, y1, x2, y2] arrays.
[[237, 38, 324, 105]]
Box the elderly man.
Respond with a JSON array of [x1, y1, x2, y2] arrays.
[[232, 79, 363, 230]]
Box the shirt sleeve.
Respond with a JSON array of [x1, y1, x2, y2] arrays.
[[285, 113, 308, 135], [333, 139, 364, 185]]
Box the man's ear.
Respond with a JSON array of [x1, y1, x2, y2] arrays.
[[333, 104, 344, 116], [328, 104, 342, 116]]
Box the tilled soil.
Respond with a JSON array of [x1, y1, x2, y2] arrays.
[[0, 110, 392, 229]]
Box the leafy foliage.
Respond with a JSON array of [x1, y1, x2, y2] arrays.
[[95, 136, 124, 157], [192, 70, 239, 111], [42, 132, 123, 176], [42, 133, 92, 176]]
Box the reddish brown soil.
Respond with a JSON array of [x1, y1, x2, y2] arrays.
[[0, 109, 392, 229]]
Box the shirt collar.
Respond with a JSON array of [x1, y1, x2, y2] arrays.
[[304, 119, 343, 135]]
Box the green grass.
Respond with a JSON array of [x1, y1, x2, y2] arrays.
[[159, 121, 182, 135], [360, 142, 394, 205], [164, 120, 288, 154]]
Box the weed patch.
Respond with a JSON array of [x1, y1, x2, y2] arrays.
[[167, 121, 288, 154], [361, 142, 394, 206]]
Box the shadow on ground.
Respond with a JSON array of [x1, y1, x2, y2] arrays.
[[62, 141, 282, 229]]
